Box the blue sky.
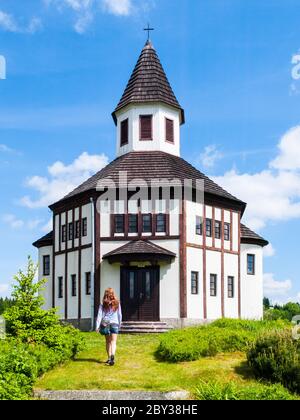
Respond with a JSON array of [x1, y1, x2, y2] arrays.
[[0, 0, 300, 303]]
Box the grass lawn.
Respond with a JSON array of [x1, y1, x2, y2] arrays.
[[35, 332, 260, 397]]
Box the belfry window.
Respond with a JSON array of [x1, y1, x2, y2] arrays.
[[165, 118, 174, 143], [140, 115, 153, 141], [120, 118, 129, 146]]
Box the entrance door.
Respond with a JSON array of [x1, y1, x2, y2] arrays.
[[121, 267, 160, 322]]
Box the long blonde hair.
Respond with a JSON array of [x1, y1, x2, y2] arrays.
[[102, 288, 119, 312]]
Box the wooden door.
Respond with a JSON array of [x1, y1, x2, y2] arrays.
[[121, 267, 160, 322]]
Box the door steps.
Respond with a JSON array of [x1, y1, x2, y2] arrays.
[[120, 322, 173, 334]]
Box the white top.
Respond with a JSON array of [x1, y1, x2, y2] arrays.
[[96, 303, 122, 330]]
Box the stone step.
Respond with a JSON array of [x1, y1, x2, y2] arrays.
[[120, 328, 171, 334], [121, 324, 171, 328], [34, 390, 190, 401], [120, 321, 173, 334], [122, 321, 168, 325], [121, 325, 172, 330]]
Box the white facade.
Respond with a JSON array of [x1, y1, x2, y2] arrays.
[[115, 103, 181, 158], [36, 199, 265, 328], [38, 245, 53, 311], [240, 244, 264, 320]]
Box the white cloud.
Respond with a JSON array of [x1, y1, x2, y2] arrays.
[[0, 144, 14, 153], [0, 10, 42, 34], [21, 152, 109, 209], [74, 10, 93, 33], [264, 273, 292, 298], [27, 219, 44, 230], [42, 218, 53, 233], [0, 104, 106, 130], [102, 0, 132, 16], [0, 283, 9, 297], [198, 145, 223, 169], [45, 0, 135, 33], [213, 125, 300, 231], [3, 214, 24, 229], [27, 17, 43, 34], [263, 243, 275, 258], [0, 10, 18, 32], [2, 214, 44, 230], [270, 126, 300, 171], [291, 53, 300, 81]]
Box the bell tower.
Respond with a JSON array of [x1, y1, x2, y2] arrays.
[[112, 40, 185, 158]]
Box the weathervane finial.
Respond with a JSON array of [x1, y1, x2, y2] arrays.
[[144, 23, 154, 41]]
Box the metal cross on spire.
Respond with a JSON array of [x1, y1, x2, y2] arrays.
[[144, 23, 154, 41]]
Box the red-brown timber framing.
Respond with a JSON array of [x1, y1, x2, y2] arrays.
[[94, 199, 101, 318], [64, 210, 68, 320], [238, 211, 242, 318], [202, 205, 207, 319], [52, 213, 56, 308], [101, 234, 179, 241], [59, 213, 61, 253], [165, 200, 170, 237], [230, 210, 233, 252], [54, 243, 92, 256], [186, 243, 238, 255], [78, 206, 82, 320], [51, 191, 99, 320], [108, 213, 172, 241], [179, 200, 187, 318], [72, 208, 75, 249], [221, 209, 225, 318], [212, 207, 215, 248]]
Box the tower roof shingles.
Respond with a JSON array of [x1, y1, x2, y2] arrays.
[[112, 41, 185, 124]]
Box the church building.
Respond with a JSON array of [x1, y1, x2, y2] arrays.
[[33, 40, 268, 332]]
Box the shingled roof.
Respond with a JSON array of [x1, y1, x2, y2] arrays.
[[50, 151, 246, 210], [103, 240, 176, 263], [112, 40, 185, 124], [33, 231, 53, 248], [241, 224, 269, 247]]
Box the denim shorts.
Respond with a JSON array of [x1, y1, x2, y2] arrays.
[[100, 324, 119, 336]]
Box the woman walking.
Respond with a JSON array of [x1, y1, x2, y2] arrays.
[[96, 288, 122, 366]]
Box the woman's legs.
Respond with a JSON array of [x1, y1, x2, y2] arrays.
[[105, 335, 111, 359], [110, 334, 118, 358]]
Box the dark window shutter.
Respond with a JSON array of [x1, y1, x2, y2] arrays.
[[140, 115, 153, 140], [166, 118, 174, 143], [120, 119, 128, 146]]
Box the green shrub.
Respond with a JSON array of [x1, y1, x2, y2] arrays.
[[247, 329, 300, 394], [195, 380, 296, 400], [4, 257, 84, 356], [0, 258, 85, 400], [157, 319, 289, 363], [264, 308, 291, 321], [211, 318, 288, 332], [264, 302, 300, 322]]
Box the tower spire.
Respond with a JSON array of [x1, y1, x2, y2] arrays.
[[112, 41, 185, 125], [144, 23, 154, 42]]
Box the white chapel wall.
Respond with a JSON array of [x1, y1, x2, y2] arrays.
[[240, 243, 264, 320], [38, 246, 53, 311], [115, 103, 181, 157]]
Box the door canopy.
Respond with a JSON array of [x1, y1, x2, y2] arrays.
[[103, 240, 176, 264]]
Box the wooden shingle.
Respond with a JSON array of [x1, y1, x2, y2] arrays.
[[112, 41, 185, 124]]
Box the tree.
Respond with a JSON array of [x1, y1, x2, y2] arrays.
[[264, 300, 300, 322], [4, 257, 61, 342], [0, 298, 14, 315], [263, 297, 271, 310]]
